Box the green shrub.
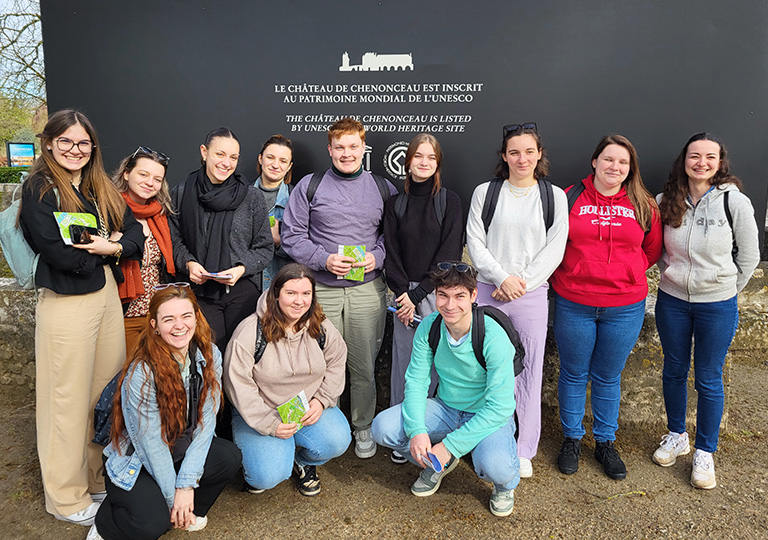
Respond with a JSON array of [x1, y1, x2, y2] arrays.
[[0, 167, 30, 183]]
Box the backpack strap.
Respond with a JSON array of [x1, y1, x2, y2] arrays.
[[372, 173, 392, 203], [428, 313, 443, 356], [566, 180, 587, 213], [539, 179, 554, 232], [253, 318, 268, 364], [394, 192, 408, 221], [723, 191, 741, 272], [434, 187, 447, 228], [470, 305, 487, 370], [481, 178, 504, 234], [306, 172, 324, 204]]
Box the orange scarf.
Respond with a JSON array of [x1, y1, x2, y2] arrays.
[[118, 192, 176, 303]]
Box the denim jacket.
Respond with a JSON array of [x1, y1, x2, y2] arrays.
[[103, 345, 222, 508]]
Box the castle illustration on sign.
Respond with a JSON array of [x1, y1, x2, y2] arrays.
[[339, 51, 414, 72]]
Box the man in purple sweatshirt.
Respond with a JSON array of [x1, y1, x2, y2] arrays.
[[282, 118, 397, 459]]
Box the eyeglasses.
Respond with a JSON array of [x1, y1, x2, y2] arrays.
[[153, 282, 190, 291], [436, 261, 475, 274], [54, 137, 94, 154], [131, 146, 170, 167], [502, 123, 538, 137]]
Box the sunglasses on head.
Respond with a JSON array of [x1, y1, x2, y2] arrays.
[[153, 282, 190, 291], [131, 146, 170, 167], [502, 123, 538, 137], [436, 261, 475, 274]]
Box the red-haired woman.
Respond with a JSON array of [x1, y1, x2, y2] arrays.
[[224, 263, 350, 496], [88, 285, 240, 540], [383, 133, 463, 463]]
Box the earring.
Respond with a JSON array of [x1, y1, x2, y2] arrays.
[[155, 330, 159, 335], [47, 147, 52, 151]]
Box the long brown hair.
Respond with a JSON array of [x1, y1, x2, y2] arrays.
[[659, 132, 742, 228], [110, 285, 219, 450], [590, 134, 658, 231], [28, 109, 126, 229], [403, 133, 443, 196], [262, 263, 326, 342]]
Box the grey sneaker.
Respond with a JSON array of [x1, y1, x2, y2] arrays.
[[410, 456, 459, 497], [354, 428, 376, 459], [489, 486, 515, 517], [653, 432, 690, 467]]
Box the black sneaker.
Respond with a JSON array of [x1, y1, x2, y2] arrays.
[[243, 481, 265, 494], [557, 438, 581, 475], [294, 463, 321, 496], [594, 440, 627, 480]]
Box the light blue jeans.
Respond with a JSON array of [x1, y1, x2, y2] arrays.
[[371, 398, 520, 491], [553, 294, 645, 442], [232, 406, 351, 490]]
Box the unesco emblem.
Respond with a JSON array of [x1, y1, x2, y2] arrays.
[[383, 141, 409, 181]]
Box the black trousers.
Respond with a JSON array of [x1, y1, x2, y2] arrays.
[[95, 437, 241, 540], [198, 278, 259, 353]]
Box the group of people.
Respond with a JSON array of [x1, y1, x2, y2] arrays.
[[16, 109, 759, 538]]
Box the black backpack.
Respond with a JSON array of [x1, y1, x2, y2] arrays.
[[252, 317, 326, 363], [481, 177, 555, 234], [393, 187, 447, 228], [427, 304, 524, 377]]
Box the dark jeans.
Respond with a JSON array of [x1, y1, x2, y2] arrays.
[[95, 437, 241, 540]]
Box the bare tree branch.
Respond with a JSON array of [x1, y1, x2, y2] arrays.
[[0, 0, 45, 107]]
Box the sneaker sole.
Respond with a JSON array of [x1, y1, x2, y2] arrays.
[[55, 515, 96, 527], [653, 444, 691, 467], [557, 461, 579, 475], [299, 486, 321, 496], [355, 444, 377, 459], [691, 477, 717, 490], [490, 502, 515, 517], [411, 457, 460, 497], [390, 454, 408, 465]]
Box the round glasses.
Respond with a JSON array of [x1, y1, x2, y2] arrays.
[[54, 137, 94, 154]]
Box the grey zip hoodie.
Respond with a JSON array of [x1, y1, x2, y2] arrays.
[[656, 183, 760, 303]]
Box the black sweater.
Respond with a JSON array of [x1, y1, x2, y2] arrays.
[[19, 173, 144, 295], [383, 177, 464, 305]]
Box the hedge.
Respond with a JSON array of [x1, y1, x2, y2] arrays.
[[0, 167, 30, 183]]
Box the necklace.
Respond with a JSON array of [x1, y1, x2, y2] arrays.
[[509, 183, 534, 198]]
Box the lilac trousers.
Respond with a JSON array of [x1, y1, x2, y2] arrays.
[[476, 282, 549, 460]]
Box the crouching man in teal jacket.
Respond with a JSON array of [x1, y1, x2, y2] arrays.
[[372, 262, 519, 517]]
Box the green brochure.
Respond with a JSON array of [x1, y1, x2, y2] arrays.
[[277, 390, 309, 429], [338, 244, 365, 282], [53, 212, 98, 245]]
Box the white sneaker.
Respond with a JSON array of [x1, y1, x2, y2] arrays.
[[86, 524, 105, 540], [653, 432, 690, 467], [55, 501, 100, 526], [90, 491, 107, 503], [186, 514, 208, 531], [691, 450, 717, 490], [489, 486, 515, 517], [518, 457, 533, 478], [354, 428, 376, 459]]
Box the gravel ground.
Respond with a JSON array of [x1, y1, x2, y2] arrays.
[[1, 360, 766, 540]]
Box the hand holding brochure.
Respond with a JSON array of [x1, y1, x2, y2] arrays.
[[338, 244, 365, 282], [54, 212, 98, 245], [277, 390, 310, 429]]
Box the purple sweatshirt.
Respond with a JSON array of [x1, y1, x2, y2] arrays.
[[282, 168, 398, 287]]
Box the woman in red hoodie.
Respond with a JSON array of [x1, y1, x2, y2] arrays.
[[549, 135, 662, 480]]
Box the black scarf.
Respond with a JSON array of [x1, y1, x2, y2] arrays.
[[179, 166, 249, 298]]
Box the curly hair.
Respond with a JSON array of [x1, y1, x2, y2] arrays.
[[28, 109, 126, 230], [262, 263, 326, 342], [659, 133, 743, 228], [110, 285, 220, 451], [590, 134, 658, 231]]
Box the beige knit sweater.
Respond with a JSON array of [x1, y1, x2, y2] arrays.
[[223, 294, 347, 436]]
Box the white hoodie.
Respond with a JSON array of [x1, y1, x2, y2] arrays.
[[656, 183, 760, 303]]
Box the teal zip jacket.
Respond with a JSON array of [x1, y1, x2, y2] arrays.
[[402, 310, 516, 458]]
